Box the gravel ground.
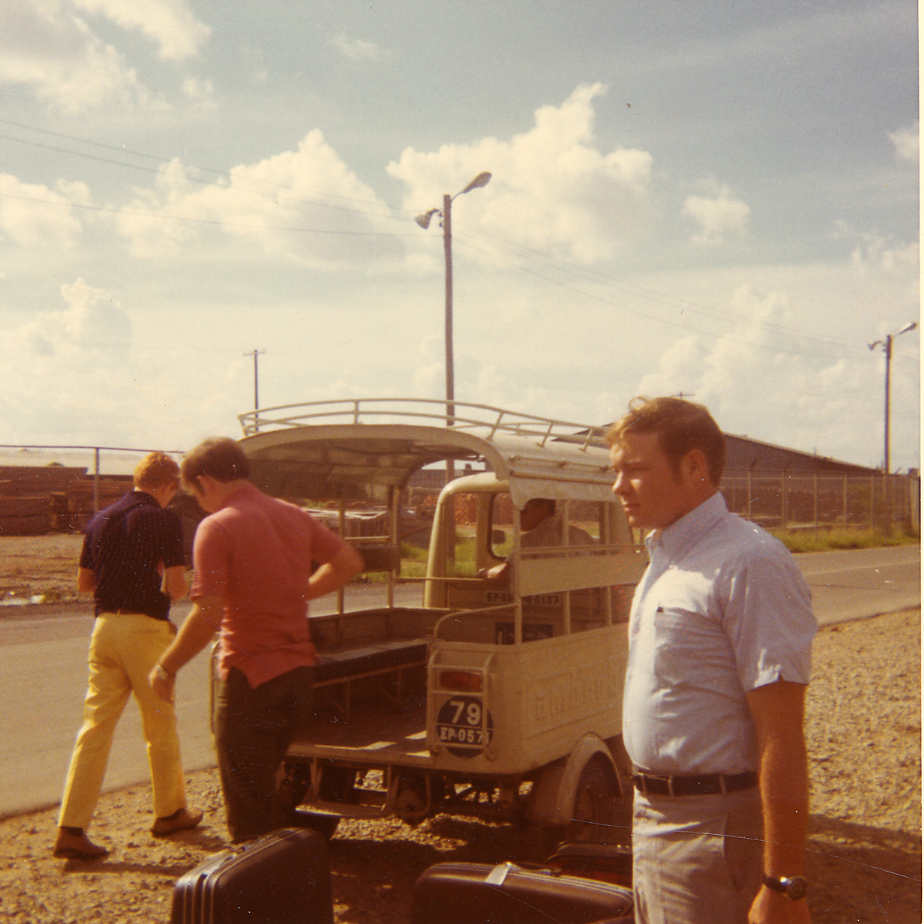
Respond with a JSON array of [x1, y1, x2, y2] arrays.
[[0, 536, 919, 923]]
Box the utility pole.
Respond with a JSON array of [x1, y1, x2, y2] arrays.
[[244, 349, 265, 419], [869, 322, 917, 533]]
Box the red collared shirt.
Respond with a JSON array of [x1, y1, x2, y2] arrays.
[[191, 483, 345, 688]]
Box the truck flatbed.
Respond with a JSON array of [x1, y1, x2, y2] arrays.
[[288, 707, 431, 767]]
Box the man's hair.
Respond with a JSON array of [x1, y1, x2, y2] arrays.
[[133, 452, 180, 491], [606, 396, 726, 485], [181, 437, 251, 487]]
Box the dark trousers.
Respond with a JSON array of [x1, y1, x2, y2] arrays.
[[214, 665, 314, 843]]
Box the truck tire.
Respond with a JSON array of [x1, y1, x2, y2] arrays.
[[566, 755, 623, 845]]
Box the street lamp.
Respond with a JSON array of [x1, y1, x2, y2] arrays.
[[415, 171, 491, 424], [868, 322, 917, 474]]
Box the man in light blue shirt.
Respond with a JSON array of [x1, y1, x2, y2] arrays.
[[608, 397, 815, 924]]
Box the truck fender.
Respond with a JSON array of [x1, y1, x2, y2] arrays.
[[527, 734, 618, 827]]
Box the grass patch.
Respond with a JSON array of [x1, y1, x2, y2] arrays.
[[771, 526, 920, 554], [364, 526, 919, 581]]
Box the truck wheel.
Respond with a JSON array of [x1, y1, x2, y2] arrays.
[[566, 756, 624, 846]]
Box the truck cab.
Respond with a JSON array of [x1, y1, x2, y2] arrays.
[[230, 398, 647, 849]]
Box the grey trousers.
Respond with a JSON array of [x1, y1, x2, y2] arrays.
[[214, 665, 314, 843], [632, 786, 763, 924]]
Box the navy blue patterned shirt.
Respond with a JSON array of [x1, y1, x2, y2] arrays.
[[79, 490, 186, 620]]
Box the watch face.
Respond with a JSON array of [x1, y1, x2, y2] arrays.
[[765, 875, 808, 900], [784, 877, 807, 901]]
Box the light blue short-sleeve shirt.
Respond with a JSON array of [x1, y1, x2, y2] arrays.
[[622, 492, 816, 776]]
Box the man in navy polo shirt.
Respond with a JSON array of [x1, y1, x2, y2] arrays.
[[54, 452, 202, 860]]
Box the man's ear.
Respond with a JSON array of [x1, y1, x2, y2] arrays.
[[680, 448, 711, 485]]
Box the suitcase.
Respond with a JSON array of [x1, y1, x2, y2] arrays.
[[545, 841, 633, 887], [410, 860, 634, 924], [171, 828, 333, 924]]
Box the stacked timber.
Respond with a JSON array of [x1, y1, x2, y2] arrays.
[[0, 466, 133, 535]]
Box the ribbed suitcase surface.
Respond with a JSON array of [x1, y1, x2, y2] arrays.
[[410, 860, 634, 924], [545, 841, 633, 887], [171, 828, 333, 924]]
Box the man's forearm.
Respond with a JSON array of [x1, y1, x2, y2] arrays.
[[759, 734, 809, 876], [159, 600, 222, 674], [746, 680, 812, 922], [306, 545, 364, 600]]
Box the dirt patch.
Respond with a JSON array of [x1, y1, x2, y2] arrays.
[[0, 533, 84, 604], [0, 537, 919, 922]]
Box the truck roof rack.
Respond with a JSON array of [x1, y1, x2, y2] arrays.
[[239, 398, 609, 451], [238, 398, 619, 506]]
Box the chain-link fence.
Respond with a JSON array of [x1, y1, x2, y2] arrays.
[[721, 471, 920, 533], [0, 444, 185, 534], [2, 445, 920, 538]]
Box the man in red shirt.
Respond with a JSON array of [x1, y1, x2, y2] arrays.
[[150, 437, 363, 843]]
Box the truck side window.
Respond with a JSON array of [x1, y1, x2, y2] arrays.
[[488, 493, 514, 561]]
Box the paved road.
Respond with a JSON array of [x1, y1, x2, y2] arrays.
[[790, 545, 920, 626], [0, 546, 917, 820]]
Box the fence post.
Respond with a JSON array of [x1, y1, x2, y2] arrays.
[[780, 471, 787, 529], [93, 447, 100, 514], [813, 473, 819, 535]]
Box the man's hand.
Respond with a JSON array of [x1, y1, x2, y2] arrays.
[[750, 886, 811, 924], [149, 667, 176, 703], [148, 597, 222, 702]]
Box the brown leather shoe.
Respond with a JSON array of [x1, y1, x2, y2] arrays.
[[53, 829, 109, 860], [151, 806, 203, 837]]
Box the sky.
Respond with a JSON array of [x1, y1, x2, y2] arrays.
[[0, 0, 919, 473]]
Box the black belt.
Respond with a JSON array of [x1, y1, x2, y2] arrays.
[[632, 770, 757, 797]]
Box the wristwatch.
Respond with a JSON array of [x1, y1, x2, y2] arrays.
[[762, 875, 807, 900]]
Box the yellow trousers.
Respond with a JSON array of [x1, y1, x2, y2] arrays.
[[58, 613, 187, 830]]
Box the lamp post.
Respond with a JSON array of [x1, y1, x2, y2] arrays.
[[868, 322, 917, 533], [415, 171, 491, 424]]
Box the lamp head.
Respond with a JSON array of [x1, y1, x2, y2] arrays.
[[415, 209, 439, 230], [460, 171, 492, 195]]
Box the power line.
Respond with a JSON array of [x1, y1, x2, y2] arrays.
[[1, 117, 907, 363], [451, 232, 857, 361], [0, 188, 413, 238], [0, 120, 402, 220], [452, 227, 862, 354]]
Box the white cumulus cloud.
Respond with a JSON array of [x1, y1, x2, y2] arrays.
[[113, 131, 404, 267], [0, 174, 87, 248], [72, 0, 210, 60], [331, 34, 391, 62], [0, 0, 157, 114], [889, 122, 919, 165], [682, 184, 750, 245], [389, 83, 656, 265]]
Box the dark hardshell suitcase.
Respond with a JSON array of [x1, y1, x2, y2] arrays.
[[410, 860, 634, 924], [545, 841, 633, 887], [171, 827, 333, 924]]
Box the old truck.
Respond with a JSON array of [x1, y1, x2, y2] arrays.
[[227, 398, 647, 849]]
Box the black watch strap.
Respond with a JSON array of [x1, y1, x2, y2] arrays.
[[763, 875, 807, 900]]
